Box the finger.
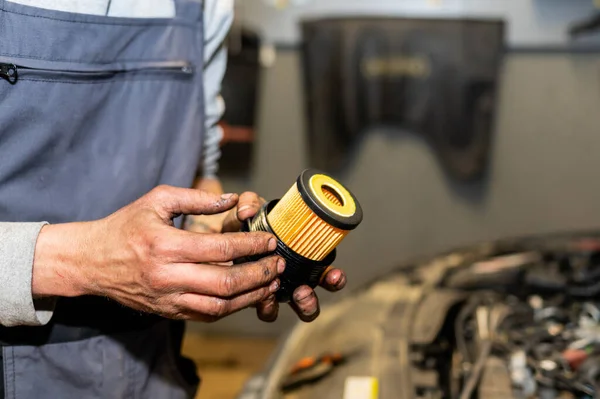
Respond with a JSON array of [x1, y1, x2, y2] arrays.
[[320, 268, 347, 292], [184, 215, 222, 234], [222, 192, 264, 233], [174, 230, 277, 263], [237, 192, 264, 221], [147, 185, 238, 221], [177, 285, 273, 322], [221, 209, 242, 233], [169, 256, 285, 297], [256, 295, 279, 323], [290, 286, 320, 323]]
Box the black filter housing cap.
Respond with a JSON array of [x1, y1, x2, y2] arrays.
[[237, 200, 336, 303]]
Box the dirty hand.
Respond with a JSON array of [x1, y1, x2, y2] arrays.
[[183, 178, 229, 233], [31, 185, 285, 322], [222, 192, 348, 323]]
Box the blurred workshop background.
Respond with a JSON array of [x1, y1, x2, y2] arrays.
[[187, 1, 600, 397]]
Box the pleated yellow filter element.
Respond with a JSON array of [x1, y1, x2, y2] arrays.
[[267, 170, 363, 261]]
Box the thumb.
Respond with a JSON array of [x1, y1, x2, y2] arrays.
[[146, 185, 238, 221]]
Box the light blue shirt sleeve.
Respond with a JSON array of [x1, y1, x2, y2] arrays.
[[201, 0, 234, 178]]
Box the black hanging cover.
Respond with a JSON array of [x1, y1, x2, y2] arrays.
[[301, 18, 505, 181]]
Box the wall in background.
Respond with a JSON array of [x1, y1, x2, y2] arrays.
[[188, 52, 600, 337], [237, 0, 598, 47]]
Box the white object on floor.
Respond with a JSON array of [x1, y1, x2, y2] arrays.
[[343, 376, 379, 399]]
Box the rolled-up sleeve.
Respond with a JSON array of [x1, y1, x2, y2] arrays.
[[0, 222, 55, 327], [201, 0, 234, 178]]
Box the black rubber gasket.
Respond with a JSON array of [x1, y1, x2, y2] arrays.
[[296, 168, 363, 231]]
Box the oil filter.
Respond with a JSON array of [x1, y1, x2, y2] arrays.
[[240, 169, 363, 302]]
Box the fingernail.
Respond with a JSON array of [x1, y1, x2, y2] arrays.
[[294, 290, 314, 304], [277, 258, 286, 273], [221, 193, 235, 200], [238, 205, 251, 214], [268, 238, 277, 252], [306, 306, 318, 317], [269, 279, 280, 293]]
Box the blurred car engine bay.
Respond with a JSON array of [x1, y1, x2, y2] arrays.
[[239, 233, 600, 399]]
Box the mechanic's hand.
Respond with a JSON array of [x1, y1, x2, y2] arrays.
[[32, 186, 285, 322], [225, 192, 348, 323], [184, 177, 228, 233]]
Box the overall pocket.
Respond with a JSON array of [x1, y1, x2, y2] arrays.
[[0, 57, 194, 84], [0, 54, 203, 224]]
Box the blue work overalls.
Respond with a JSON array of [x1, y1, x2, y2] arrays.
[[0, 0, 206, 397]]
